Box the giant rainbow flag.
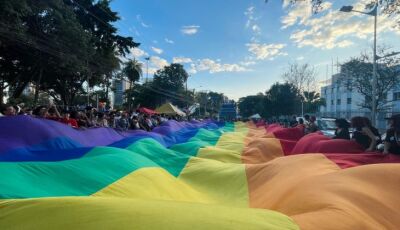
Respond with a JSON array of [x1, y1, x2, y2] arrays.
[[1, 116, 400, 230]]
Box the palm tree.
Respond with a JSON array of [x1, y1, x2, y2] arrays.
[[303, 91, 320, 103], [123, 59, 143, 83], [123, 59, 143, 110], [303, 91, 326, 113]]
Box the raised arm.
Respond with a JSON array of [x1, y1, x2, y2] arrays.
[[362, 127, 377, 152]]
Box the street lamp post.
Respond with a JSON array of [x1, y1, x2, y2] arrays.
[[186, 75, 189, 111], [372, 6, 378, 127], [196, 86, 203, 117], [340, 2, 378, 125], [145, 57, 150, 83]]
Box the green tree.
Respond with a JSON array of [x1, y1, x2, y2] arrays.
[[341, 51, 400, 113], [0, 0, 139, 105], [207, 91, 224, 117], [238, 94, 267, 118], [132, 63, 189, 109], [265, 82, 302, 116], [123, 59, 142, 110], [282, 63, 317, 94], [150, 63, 189, 107], [303, 91, 326, 113], [195, 91, 209, 116], [0, 0, 92, 104], [123, 59, 143, 83]]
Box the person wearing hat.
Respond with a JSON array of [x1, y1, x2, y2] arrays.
[[383, 114, 400, 154]]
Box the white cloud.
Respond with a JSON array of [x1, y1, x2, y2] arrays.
[[165, 38, 174, 44], [173, 57, 193, 64], [128, 27, 141, 37], [188, 63, 197, 74], [244, 5, 261, 38], [244, 6, 255, 28], [181, 25, 200, 35], [282, 0, 292, 8], [130, 47, 148, 58], [246, 43, 287, 60], [252, 25, 261, 34], [281, 1, 313, 29], [191, 59, 248, 74], [136, 15, 150, 28], [296, 56, 305, 61], [240, 61, 257, 66], [151, 46, 163, 54], [284, 0, 400, 49], [150, 56, 169, 70]]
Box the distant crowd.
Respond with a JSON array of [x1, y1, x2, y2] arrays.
[[263, 114, 400, 155], [0, 103, 185, 131], [2, 103, 400, 155]]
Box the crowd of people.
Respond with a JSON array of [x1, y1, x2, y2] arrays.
[[2, 103, 400, 155], [284, 114, 400, 155], [0, 103, 185, 131]]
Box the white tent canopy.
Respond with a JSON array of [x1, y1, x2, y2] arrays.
[[156, 103, 186, 116], [249, 113, 261, 119]]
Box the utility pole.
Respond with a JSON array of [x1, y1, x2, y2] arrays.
[[372, 6, 378, 126], [145, 57, 150, 83], [87, 60, 90, 106], [339, 2, 378, 125], [186, 76, 189, 111]]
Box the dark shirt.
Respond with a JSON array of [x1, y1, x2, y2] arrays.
[[352, 127, 381, 149], [307, 122, 318, 133], [333, 128, 350, 140], [289, 119, 298, 127], [371, 127, 381, 139], [385, 129, 400, 154], [352, 129, 370, 149]]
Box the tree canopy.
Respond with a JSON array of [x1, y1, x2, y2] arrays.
[[238, 94, 266, 118], [341, 49, 400, 112], [280, 0, 400, 18], [266, 82, 302, 116], [132, 63, 190, 109], [282, 63, 317, 95], [238, 82, 311, 119], [0, 0, 139, 105]]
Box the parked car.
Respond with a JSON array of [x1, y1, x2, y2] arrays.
[[296, 117, 336, 137], [317, 118, 337, 137]]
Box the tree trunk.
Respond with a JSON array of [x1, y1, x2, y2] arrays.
[[105, 76, 110, 104], [11, 81, 30, 99], [34, 67, 43, 106], [0, 80, 4, 104], [129, 81, 133, 111]]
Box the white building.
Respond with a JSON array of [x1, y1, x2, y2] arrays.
[[113, 79, 131, 107], [320, 73, 400, 130]]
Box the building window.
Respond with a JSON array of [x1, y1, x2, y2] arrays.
[[347, 98, 352, 105], [337, 99, 341, 105], [331, 100, 334, 105], [393, 92, 400, 101], [331, 87, 334, 94]]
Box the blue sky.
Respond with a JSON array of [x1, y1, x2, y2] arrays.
[[111, 0, 400, 100]]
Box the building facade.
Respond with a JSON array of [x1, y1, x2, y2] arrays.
[[219, 102, 238, 121], [320, 73, 400, 130], [113, 79, 131, 107]]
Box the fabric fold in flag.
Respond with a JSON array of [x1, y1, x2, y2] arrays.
[[0, 117, 399, 229]]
